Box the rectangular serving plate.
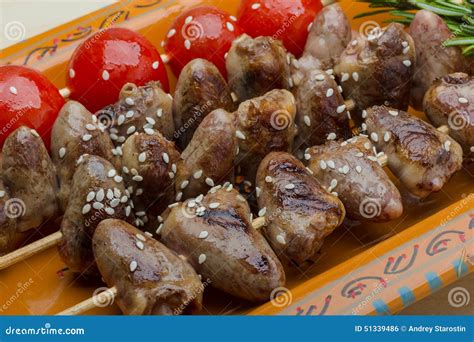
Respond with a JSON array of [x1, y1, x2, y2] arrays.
[[0, 0, 472, 316]]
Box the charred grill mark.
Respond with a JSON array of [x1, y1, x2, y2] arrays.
[[203, 208, 249, 233]]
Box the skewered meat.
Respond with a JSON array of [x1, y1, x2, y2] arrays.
[[293, 3, 351, 85], [364, 106, 463, 198], [2, 126, 58, 232], [173, 59, 234, 148], [306, 136, 403, 222], [0, 179, 18, 255], [121, 132, 184, 231], [93, 219, 202, 315], [235, 89, 297, 185], [160, 187, 285, 302], [180, 109, 238, 198], [52, 101, 119, 210], [226, 34, 292, 103], [256, 152, 345, 265], [99, 81, 175, 144], [424, 73, 473, 157], [335, 23, 416, 119], [409, 10, 469, 110], [294, 69, 351, 150], [58, 154, 129, 276]]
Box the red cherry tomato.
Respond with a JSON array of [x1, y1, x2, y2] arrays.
[[237, 0, 322, 57], [0, 65, 65, 150], [67, 28, 169, 113], [164, 6, 244, 77]]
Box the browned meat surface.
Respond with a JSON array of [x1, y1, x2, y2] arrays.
[[235, 89, 297, 185], [52, 101, 119, 211], [99, 81, 175, 144], [58, 155, 129, 276], [2, 126, 58, 233], [0, 179, 18, 255], [256, 152, 345, 265], [93, 219, 202, 315], [294, 3, 351, 83], [365, 106, 463, 198], [294, 69, 351, 149], [424, 73, 473, 157], [409, 10, 469, 110], [160, 188, 285, 302], [173, 59, 234, 148], [307, 136, 403, 222], [335, 23, 416, 119], [226, 34, 292, 102], [121, 132, 184, 232], [180, 109, 238, 198]]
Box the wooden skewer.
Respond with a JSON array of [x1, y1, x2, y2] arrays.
[[57, 216, 266, 316]]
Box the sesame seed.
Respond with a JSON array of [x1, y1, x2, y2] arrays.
[[144, 128, 154, 135], [230, 15, 237, 22], [69, 69, 75, 78], [152, 61, 159, 69], [93, 202, 104, 210], [184, 39, 191, 50], [326, 88, 334, 97], [86, 191, 95, 202], [198, 254, 207, 264], [185, 16, 193, 24], [176, 192, 183, 201], [444, 140, 451, 152], [136, 241, 144, 250], [194, 170, 203, 179], [108, 169, 116, 178], [167, 29, 176, 38], [307, 22, 313, 32], [315, 74, 325, 81], [403, 60, 412, 67], [196, 194, 204, 203], [330, 179, 338, 189], [82, 204, 91, 215], [125, 97, 135, 106], [126, 110, 134, 118], [341, 73, 349, 82], [236, 130, 246, 140], [96, 189, 105, 202], [403, 46, 410, 54], [231, 92, 238, 102], [371, 132, 379, 142], [162, 152, 170, 164], [205, 178, 215, 187], [130, 261, 138, 272], [105, 207, 115, 215], [156, 108, 163, 118], [304, 153, 311, 160], [209, 202, 220, 209], [459, 97, 468, 104], [327, 160, 335, 169], [132, 175, 143, 182], [362, 110, 368, 119], [199, 231, 209, 239], [402, 41, 408, 48], [255, 187, 262, 198], [110, 199, 120, 208], [337, 105, 346, 114], [327, 133, 337, 140], [226, 22, 234, 32], [82, 134, 92, 142], [102, 70, 110, 81], [181, 180, 189, 189], [138, 152, 146, 163], [341, 165, 350, 174], [251, 3, 261, 9], [356, 165, 362, 173], [352, 72, 359, 82], [258, 207, 267, 217], [304, 115, 311, 127], [276, 234, 286, 244], [168, 172, 175, 179], [58, 147, 66, 159], [156, 223, 164, 235], [114, 175, 123, 183], [319, 160, 327, 170], [125, 206, 131, 216], [126, 126, 136, 135], [285, 183, 296, 190], [384, 132, 391, 142], [265, 176, 273, 183]]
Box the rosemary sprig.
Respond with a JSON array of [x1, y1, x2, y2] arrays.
[[355, 0, 474, 56]]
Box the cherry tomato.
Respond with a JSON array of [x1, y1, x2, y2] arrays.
[[67, 28, 169, 113], [0, 65, 65, 150], [237, 0, 322, 57], [164, 6, 244, 77]]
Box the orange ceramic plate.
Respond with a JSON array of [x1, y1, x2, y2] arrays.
[[0, 0, 472, 316]]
